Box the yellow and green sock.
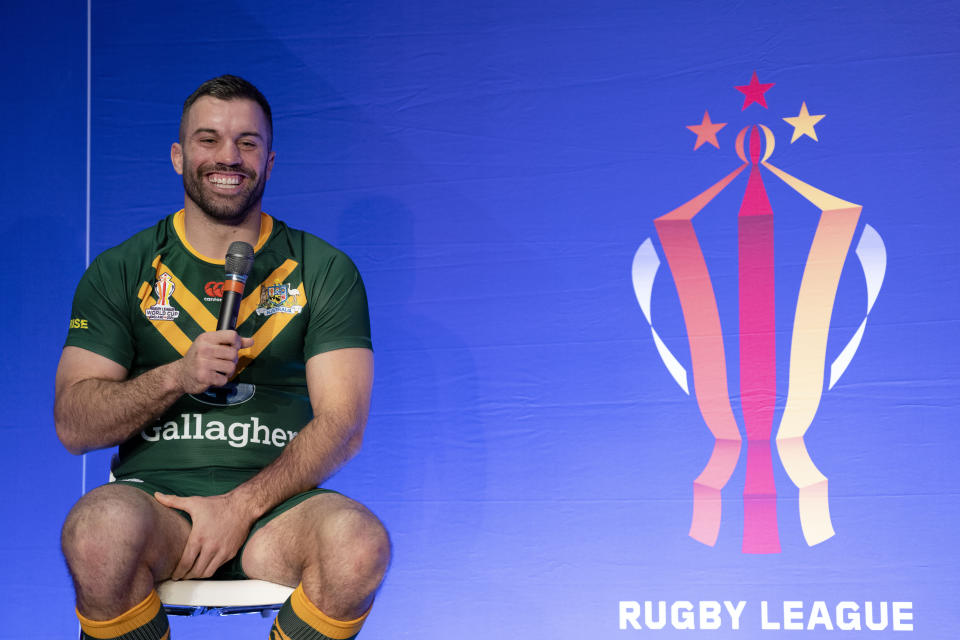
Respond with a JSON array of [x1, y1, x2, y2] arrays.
[[270, 584, 368, 640], [77, 590, 169, 640]]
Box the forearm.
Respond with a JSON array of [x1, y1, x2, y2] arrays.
[[55, 332, 254, 455], [55, 361, 184, 454], [226, 408, 365, 521]]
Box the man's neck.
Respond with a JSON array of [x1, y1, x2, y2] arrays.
[[182, 203, 262, 261]]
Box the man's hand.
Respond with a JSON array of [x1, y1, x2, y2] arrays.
[[53, 332, 255, 455], [153, 492, 258, 579], [176, 330, 254, 394]]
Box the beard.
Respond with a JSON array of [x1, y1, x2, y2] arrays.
[[182, 161, 267, 225]]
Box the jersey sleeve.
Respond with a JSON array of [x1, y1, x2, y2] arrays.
[[303, 250, 372, 360], [64, 254, 136, 369]]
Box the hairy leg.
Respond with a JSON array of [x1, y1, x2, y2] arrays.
[[61, 484, 190, 619], [241, 493, 390, 620]]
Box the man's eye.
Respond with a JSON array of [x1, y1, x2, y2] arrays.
[[240, 141, 256, 148]]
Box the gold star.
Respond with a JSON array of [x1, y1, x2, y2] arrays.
[[782, 102, 825, 143], [686, 110, 727, 150]]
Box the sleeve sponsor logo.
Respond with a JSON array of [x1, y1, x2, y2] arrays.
[[69, 318, 89, 329]]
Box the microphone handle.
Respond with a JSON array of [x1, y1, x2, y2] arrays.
[[216, 276, 247, 331]]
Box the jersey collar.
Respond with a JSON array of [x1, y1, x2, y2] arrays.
[[172, 209, 274, 264]]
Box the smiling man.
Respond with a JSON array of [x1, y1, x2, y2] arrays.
[[56, 75, 389, 640]]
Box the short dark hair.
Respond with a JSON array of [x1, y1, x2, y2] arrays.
[[179, 75, 273, 148]]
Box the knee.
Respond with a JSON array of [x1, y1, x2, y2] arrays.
[[61, 486, 153, 577], [324, 508, 391, 591]]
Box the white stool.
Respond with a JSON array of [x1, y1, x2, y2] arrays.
[[106, 458, 294, 617], [158, 579, 294, 617]]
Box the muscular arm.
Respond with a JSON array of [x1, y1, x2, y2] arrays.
[[55, 347, 177, 455], [228, 347, 374, 520], [54, 331, 254, 455], [158, 347, 373, 579]]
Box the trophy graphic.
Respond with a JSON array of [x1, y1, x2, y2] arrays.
[[631, 74, 886, 553]]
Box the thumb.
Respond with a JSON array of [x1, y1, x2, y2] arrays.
[[154, 492, 185, 509], [239, 336, 255, 350]]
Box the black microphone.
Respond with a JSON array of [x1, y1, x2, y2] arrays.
[[217, 241, 255, 331]]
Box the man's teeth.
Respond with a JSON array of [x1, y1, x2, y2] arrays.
[[209, 175, 241, 185]]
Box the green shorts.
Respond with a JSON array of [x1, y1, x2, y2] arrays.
[[111, 467, 334, 580]]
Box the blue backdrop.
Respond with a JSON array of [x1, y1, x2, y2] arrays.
[[3, 0, 958, 637]]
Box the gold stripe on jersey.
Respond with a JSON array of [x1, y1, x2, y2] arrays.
[[172, 209, 274, 264], [236, 280, 306, 376], [140, 261, 192, 355], [140, 256, 304, 370], [139, 290, 193, 356], [156, 259, 217, 331], [238, 259, 299, 327]]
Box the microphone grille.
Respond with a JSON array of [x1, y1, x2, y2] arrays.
[[224, 241, 255, 277]]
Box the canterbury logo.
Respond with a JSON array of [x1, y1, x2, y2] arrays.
[[204, 281, 224, 297]]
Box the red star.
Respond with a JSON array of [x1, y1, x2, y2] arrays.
[[686, 110, 727, 150], [735, 71, 775, 110]]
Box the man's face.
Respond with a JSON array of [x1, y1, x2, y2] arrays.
[[172, 96, 275, 224]]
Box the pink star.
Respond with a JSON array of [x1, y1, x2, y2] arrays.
[[735, 71, 775, 110], [686, 110, 727, 150]]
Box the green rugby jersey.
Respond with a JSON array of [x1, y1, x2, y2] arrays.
[[65, 210, 371, 476]]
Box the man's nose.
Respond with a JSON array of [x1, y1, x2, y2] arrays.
[[216, 141, 242, 166]]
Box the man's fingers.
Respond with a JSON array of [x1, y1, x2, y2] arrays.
[[206, 329, 248, 349], [154, 492, 185, 510], [185, 542, 234, 579], [195, 344, 245, 373], [197, 329, 239, 343], [155, 492, 250, 580], [186, 549, 225, 579], [180, 331, 253, 392], [173, 537, 201, 580], [153, 492, 200, 579], [197, 344, 243, 364], [184, 546, 214, 579]]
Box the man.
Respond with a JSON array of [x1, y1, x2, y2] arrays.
[[56, 75, 389, 640]]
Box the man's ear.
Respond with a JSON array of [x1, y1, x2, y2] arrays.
[[264, 150, 276, 181], [171, 142, 184, 175]]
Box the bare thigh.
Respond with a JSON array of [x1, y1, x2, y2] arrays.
[[240, 492, 390, 619], [62, 483, 192, 617], [240, 492, 379, 583]]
